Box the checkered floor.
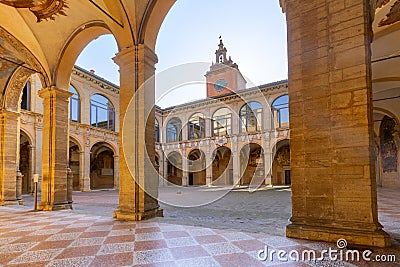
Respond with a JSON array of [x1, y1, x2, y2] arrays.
[[0, 188, 399, 266]]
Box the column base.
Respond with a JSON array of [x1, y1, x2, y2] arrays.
[[0, 199, 19, 206], [286, 222, 391, 248], [37, 202, 73, 211], [114, 207, 163, 221]]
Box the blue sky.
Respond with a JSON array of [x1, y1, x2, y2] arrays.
[[76, 1, 287, 108]]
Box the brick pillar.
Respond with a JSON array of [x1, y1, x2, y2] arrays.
[[38, 86, 72, 211], [0, 110, 19, 205], [285, 0, 390, 247], [113, 45, 162, 221]]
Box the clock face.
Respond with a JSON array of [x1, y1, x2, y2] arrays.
[[214, 78, 228, 92]]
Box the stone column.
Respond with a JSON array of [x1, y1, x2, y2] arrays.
[[285, 0, 390, 247], [232, 152, 240, 186], [113, 155, 119, 189], [205, 108, 212, 138], [79, 151, 85, 191], [37, 86, 72, 211], [34, 120, 43, 192], [182, 150, 189, 186], [0, 110, 20, 205], [82, 147, 91, 191], [206, 153, 212, 186], [264, 151, 272, 185], [181, 114, 188, 141], [29, 145, 36, 193], [231, 102, 240, 134], [113, 45, 161, 221], [162, 153, 168, 186], [264, 103, 272, 131]]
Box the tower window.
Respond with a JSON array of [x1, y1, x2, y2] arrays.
[[219, 55, 224, 63]]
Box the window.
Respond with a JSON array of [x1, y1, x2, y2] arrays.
[[70, 85, 80, 122], [20, 81, 31, 111], [166, 118, 182, 142], [219, 55, 224, 63], [240, 101, 263, 132], [272, 94, 289, 128], [188, 113, 205, 140], [155, 119, 160, 142], [90, 94, 115, 130], [212, 108, 232, 136]]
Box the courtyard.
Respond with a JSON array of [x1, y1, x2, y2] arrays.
[[0, 186, 398, 266]]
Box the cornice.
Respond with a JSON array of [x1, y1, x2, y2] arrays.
[[72, 66, 119, 95]]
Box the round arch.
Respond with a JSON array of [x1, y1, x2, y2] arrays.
[[54, 22, 122, 90], [19, 128, 34, 146], [90, 93, 116, 109], [69, 135, 84, 153], [373, 107, 400, 125], [90, 141, 118, 156], [166, 117, 182, 142], [138, 0, 176, 49], [69, 82, 83, 97], [271, 139, 291, 186], [90, 141, 116, 190]]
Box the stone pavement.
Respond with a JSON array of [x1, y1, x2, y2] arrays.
[[0, 187, 398, 266]]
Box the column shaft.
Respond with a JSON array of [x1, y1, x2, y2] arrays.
[[113, 45, 161, 220], [38, 86, 72, 210], [0, 110, 19, 205], [285, 0, 390, 247]]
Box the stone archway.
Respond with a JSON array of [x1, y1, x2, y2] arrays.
[[90, 142, 115, 190], [272, 139, 290, 186], [239, 143, 264, 186], [69, 138, 81, 191], [19, 131, 32, 194], [167, 151, 182, 186], [212, 146, 233, 185], [187, 149, 206, 186]]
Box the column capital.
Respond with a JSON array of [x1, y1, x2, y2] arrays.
[[38, 86, 73, 100], [113, 44, 158, 69], [0, 109, 20, 119]]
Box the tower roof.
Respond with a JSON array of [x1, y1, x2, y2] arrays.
[[210, 37, 238, 71]]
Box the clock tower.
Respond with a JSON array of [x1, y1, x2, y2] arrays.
[[205, 37, 247, 98]]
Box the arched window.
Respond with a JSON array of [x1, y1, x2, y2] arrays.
[[155, 119, 160, 142], [20, 81, 31, 111], [240, 102, 263, 132], [272, 94, 289, 128], [70, 85, 80, 122], [188, 113, 205, 140], [212, 108, 232, 136], [90, 94, 115, 130], [166, 118, 182, 142]]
